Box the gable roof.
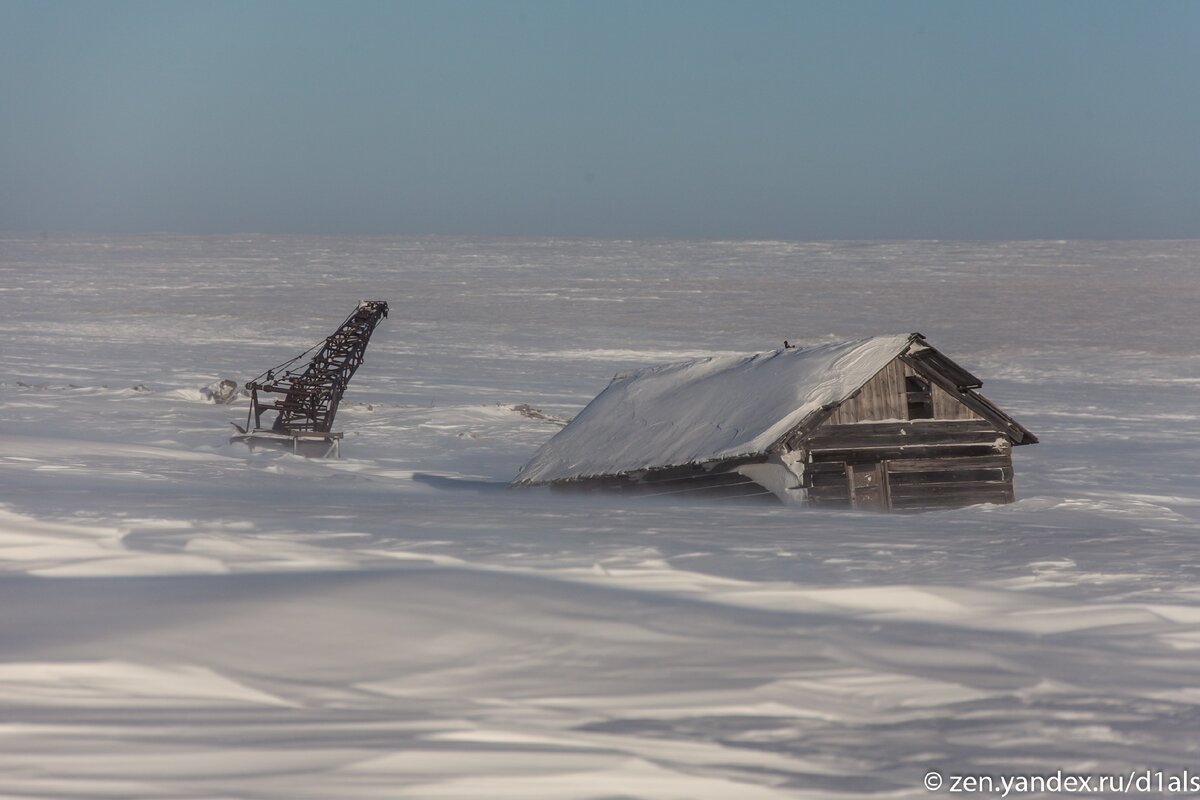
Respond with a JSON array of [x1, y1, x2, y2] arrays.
[[514, 333, 1038, 487], [515, 334, 923, 485]]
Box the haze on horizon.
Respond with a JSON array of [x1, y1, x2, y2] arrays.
[[2, 0, 1198, 240]]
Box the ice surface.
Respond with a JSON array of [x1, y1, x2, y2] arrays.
[[2, 235, 1200, 798], [514, 334, 911, 484]]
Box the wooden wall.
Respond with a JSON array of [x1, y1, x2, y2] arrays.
[[930, 382, 980, 420], [885, 453, 1013, 511], [826, 356, 982, 424], [553, 463, 779, 503], [826, 358, 907, 423], [801, 420, 1014, 511]]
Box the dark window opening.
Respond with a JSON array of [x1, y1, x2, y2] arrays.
[[906, 375, 933, 419]]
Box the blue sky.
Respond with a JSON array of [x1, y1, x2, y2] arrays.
[[2, 0, 1197, 238]]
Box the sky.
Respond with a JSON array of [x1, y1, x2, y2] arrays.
[[1, 0, 1198, 239]]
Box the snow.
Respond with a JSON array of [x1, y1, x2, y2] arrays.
[[2, 235, 1200, 798], [513, 334, 912, 484]]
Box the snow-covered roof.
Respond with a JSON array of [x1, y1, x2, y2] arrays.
[[514, 333, 918, 485]]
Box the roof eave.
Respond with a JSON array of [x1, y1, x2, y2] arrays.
[[899, 346, 1038, 445]]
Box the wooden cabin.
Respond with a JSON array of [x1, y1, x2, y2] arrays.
[[512, 333, 1037, 511]]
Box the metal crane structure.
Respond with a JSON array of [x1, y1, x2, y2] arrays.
[[231, 300, 389, 456]]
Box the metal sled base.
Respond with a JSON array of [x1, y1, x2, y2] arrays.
[[230, 426, 343, 458]]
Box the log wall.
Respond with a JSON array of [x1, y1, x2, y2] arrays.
[[801, 420, 1014, 511], [551, 459, 779, 503]]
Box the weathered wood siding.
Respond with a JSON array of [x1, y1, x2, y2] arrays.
[[805, 420, 1006, 460], [551, 460, 779, 503], [826, 358, 907, 423], [930, 382, 980, 420], [826, 356, 981, 424], [804, 460, 853, 506], [800, 420, 1014, 511], [885, 453, 1013, 511], [628, 469, 778, 502]]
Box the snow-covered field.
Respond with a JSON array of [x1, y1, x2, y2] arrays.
[[1, 235, 1198, 798]]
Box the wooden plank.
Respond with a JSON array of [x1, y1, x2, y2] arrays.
[[811, 420, 999, 435], [805, 456, 849, 503], [849, 462, 888, 511], [567, 468, 781, 503], [810, 443, 1005, 464], [637, 470, 763, 490], [639, 475, 763, 496], [889, 476, 1010, 492], [640, 480, 779, 502], [860, 363, 882, 420], [931, 382, 982, 420], [806, 420, 1000, 447], [905, 345, 983, 389], [888, 475, 1013, 492], [552, 455, 769, 489], [808, 472, 851, 489], [807, 429, 1002, 449], [641, 455, 769, 481], [965, 389, 1040, 445], [892, 483, 1013, 502], [886, 454, 1012, 472], [807, 474, 849, 491], [887, 468, 1010, 486], [889, 359, 908, 419], [888, 485, 1012, 503], [774, 403, 843, 452], [804, 461, 849, 475], [828, 357, 908, 424], [804, 460, 846, 482], [887, 482, 1014, 501], [808, 488, 850, 502]]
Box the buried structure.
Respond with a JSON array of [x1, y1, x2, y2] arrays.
[[231, 300, 388, 456], [512, 333, 1037, 511]]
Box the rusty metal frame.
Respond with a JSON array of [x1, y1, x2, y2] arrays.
[[233, 300, 388, 451]]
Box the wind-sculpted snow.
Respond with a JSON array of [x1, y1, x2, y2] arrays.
[[1, 235, 1199, 798]]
